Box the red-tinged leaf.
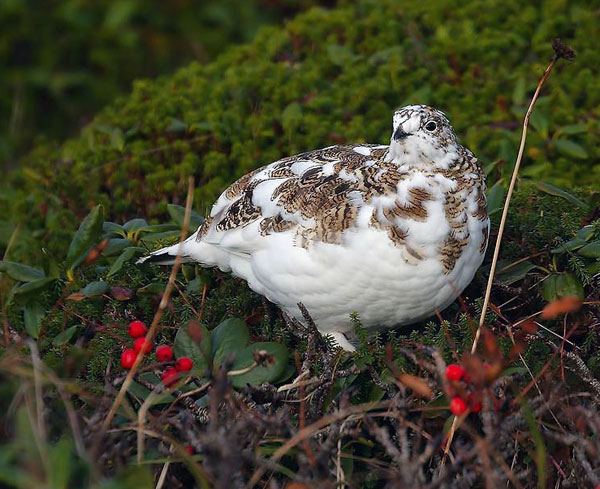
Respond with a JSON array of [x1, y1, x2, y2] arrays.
[[507, 342, 526, 362], [110, 286, 134, 301], [520, 319, 538, 334], [397, 373, 433, 400], [66, 293, 86, 302], [188, 320, 207, 343], [540, 296, 582, 319], [84, 238, 109, 265]]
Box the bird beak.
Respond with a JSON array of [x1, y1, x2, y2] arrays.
[[393, 127, 410, 141]]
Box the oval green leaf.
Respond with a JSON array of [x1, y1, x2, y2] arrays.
[[23, 302, 46, 339], [0, 260, 45, 282], [211, 318, 249, 368], [78, 280, 110, 298], [486, 181, 506, 217], [173, 321, 211, 373], [531, 181, 589, 210], [554, 139, 588, 160], [107, 247, 144, 278], [53, 326, 78, 346], [230, 342, 289, 388], [13, 278, 55, 304], [103, 238, 132, 256], [578, 240, 600, 258], [66, 205, 105, 270]]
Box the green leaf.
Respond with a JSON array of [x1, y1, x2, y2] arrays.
[[554, 139, 588, 159], [139, 230, 181, 243], [102, 238, 132, 256], [48, 437, 72, 489], [166, 118, 188, 133], [496, 260, 537, 285], [512, 76, 526, 105], [23, 302, 45, 338], [585, 261, 600, 275], [551, 238, 586, 254], [521, 403, 546, 489], [185, 277, 204, 294], [167, 204, 204, 230], [102, 221, 125, 236], [529, 110, 549, 138], [486, 181, 505, 216], [0, 260, 45, 282], [41, 248, 60, 279], [173, 321, 211, 373], [540, 273, 584, 302], [66, 205, 104, 270], [578, 240, 600, 258], [122, 218, 148, 232], [531, 181, 589, 210], [230, 342, 289, 388], [53, 326, 78, 346], [107, 247, 144, 278], [79, 280, 110, 297], [556, 123, 586, 136], [576, 226, 595, 240], [13, 278, 55, 304], [137, 223, 179, 233], [104, 465, 155, 489], [211, 318, 249, 368]]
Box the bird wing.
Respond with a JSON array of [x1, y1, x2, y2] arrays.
[[193, 143, 422, 253]]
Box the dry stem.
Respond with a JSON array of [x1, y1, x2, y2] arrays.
[[471, 41, 574, 354]]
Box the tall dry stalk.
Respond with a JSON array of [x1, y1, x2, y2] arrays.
[[471, 39, 575, 354]]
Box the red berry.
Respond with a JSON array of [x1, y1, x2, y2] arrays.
[[468, 393, 482, 413], [133, 337, 153, 354], [156, 345, 174, 362], [162, 368, 179, 387], [445, 364, 465, 382], [120, 349, 137, 369], [450, 397, 468, 416], [128, 320, 147, 338], [176, 357, 193, 372], [185, 445, 195, 455]]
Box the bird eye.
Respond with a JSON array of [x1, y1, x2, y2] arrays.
[[424, 121, 437, 132]]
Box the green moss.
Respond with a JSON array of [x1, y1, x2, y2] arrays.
[[2, 0, 599, 263]]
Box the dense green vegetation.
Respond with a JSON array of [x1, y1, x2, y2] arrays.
[[1, 0, 599, 487], [0, 0, 324, 165]]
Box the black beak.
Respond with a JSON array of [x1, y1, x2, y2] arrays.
[[393, 127, 409, 141]]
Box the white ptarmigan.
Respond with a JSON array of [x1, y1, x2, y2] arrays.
[[139, 105, 489, 350]]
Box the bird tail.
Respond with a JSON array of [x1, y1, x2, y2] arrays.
[[136, 241, 192, 266]]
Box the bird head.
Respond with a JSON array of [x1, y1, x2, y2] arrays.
[[388, 105, 459, 167]]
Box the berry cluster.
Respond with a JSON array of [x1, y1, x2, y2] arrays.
[[445, 363, 483, 416], [120, 320, 194, 387]]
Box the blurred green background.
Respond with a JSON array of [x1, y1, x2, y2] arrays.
[[0, 0, 327, 167]]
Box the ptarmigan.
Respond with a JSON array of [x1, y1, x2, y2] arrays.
[[139, 105, 489, 350]]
